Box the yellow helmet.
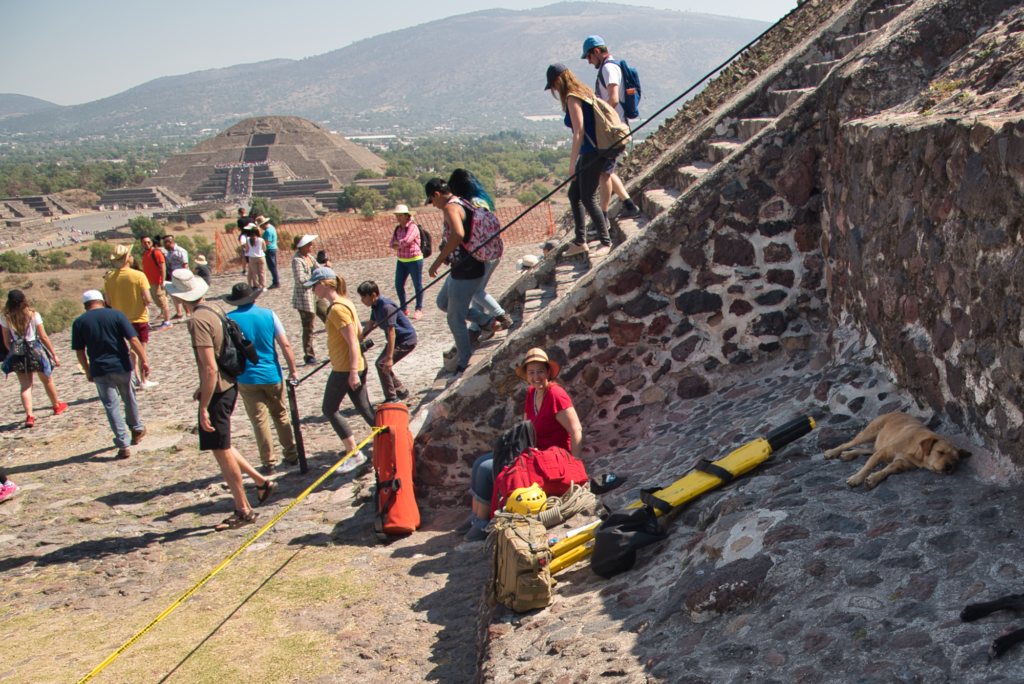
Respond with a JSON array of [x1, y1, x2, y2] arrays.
[[506, 483, 548, 516]]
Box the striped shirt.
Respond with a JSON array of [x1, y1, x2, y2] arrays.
[[392, 222, 423, 261], [291, 253, 317, 312]]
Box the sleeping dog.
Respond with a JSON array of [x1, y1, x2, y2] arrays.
[[824, 412, 972, 489]]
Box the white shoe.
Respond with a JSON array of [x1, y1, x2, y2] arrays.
[[140, 380, 159, 389], [337, 450, 368, 473], [564, 241, 588, 257]]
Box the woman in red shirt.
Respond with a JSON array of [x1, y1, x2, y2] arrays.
[[460, 348, 583, 541]]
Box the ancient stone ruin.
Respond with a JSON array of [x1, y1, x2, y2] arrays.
[[139, 116, 387, 212], [404, 0, 1024, 680]]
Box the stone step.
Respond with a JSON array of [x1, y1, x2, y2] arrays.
[[611, 212, 649, 245], [641, 187, 682, 219], [523, 286, 557, 321], [835, 30, 879, 58], [736, 118, 775, 142], [707, 141, 742, 164], [863, 3, 910, 31], [801, 59, 841, 87], [554, 262, 587, 289], [768, 88, 814, 115], [676, 161, 714, 191]]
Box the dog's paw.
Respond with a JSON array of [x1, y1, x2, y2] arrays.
[[846, 475, 863, 488], [824, 449, 842, 460], [865, 474, 883, 489], [839, 451, 860, 462]]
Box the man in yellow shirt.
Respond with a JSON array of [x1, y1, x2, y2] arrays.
[[104, 245, 155, 389]]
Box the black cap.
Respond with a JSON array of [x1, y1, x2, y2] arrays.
[[545, 63, 568, 90]]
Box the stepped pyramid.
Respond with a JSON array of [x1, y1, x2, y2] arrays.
[[416, 0, 1024, 496]]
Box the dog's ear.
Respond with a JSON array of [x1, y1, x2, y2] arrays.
[[918, 436, 937, 458], [958, 448, 973, 459]]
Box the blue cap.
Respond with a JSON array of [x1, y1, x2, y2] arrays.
[[303, 266, 336, 288], [581, 35, 605, 59]]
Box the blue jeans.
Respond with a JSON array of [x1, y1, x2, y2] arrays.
[[94, 372, 142, 449], [265, 249, 280, 288], [468, 258, 506, 332], [436, 275, 491, 368], [470, 452, 495, 506], [395, 259, 424, 311]]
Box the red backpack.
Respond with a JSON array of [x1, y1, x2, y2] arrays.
[[491, 447, 589, 516]]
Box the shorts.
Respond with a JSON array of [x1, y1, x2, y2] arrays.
[[150, 283, 167, 310], [601, 157, 618, 175], [131, 322, 150, 343], [199, 385, 238, 452]]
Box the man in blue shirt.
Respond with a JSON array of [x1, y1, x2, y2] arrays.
[[225, 283, 299, 474], [258, 216, 281, 289], [71, 290, 149, 459], [357, 280, 417, 402]]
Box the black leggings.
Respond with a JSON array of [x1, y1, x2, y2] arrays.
[[322, 369, 375, 441], [568, 151, 610, 246]]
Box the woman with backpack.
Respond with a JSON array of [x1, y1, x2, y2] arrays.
[[448, 169, 513, 343], [390, 205, 425, 320], [458, 347, 583, 541], [1, 290, 68, 428], [545, 63, 612, 258]]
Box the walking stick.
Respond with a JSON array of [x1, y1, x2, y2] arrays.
[[286, 379, 308, 474]]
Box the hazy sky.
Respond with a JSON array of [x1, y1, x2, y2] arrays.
[[2, 0, 797, 106]]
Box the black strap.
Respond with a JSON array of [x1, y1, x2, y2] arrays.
[[596, 59, 622, 100], [639, 487, 672, 514], [374, 477, 402, 542], [695, 459, 735, 483]]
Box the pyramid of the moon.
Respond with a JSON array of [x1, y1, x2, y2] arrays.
[[140, 116, 387, 201]]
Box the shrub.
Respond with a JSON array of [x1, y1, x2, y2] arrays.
[[387, 177, 424, 207], [214, 209, 227, 219], [128, 216, 162, 240], [360, 201, 377, 219], [250, 197, 283, 225], [90, 241, 117, 265], [532, 182, 549, 197], [192, 235, 215, 260], [0, 251, 37, 273], [517, 190, 539, 206], [35, 298, 80, 334], [46, 278, 61, 291], [355, 168, 384, 180], [46, 251, 68, 268]]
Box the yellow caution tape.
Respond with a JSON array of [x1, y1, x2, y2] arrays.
[[77, 427, 384, 683]]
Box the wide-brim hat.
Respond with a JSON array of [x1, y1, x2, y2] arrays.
[[165, 268, 210, 302], [224, 282, 262, 306], [257, 216, 271, 226], [194, 254, 208, 265], [296, 234, 317, 248], [110, 244, 132, 263], [516, 348, 561, 381], [394, 204, 413, 215]]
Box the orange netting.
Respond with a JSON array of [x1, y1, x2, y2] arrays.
[[215, 204, 555, 273]]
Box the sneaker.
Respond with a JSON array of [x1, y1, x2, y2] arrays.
[[468, 329, 482, 347], [304, 357, 319, 366], [396, 388, 410, 400], [592, 244, 611, 257], [130, 427, 147, 445], [116, 448, 131, 459], [564, 241, 588, 257], [171, 313, 184, 321], [25, 416, 35, 428], [496, 314, 513, 330], [0, 480, 18, 503], [140, 380, 158, 389], [412, 310, 423, 320], [154, 321, 173, 331], [402, 309, 409, 315], [464, 518, 489, 542], [337, 450, 368, 474], [619, 202, 642, 219], [456, 513, 480, 535], [53, 402, 68, 415], [259, 464, 276, 476]]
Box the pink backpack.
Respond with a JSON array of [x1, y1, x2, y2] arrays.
[[448, 196, 504, 262]]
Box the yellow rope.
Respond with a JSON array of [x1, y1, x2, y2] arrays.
[[77, 427, 384, 683]]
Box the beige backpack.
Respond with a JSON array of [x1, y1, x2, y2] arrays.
[[572, 92, 632, 157], [489, 513, 555, 612]]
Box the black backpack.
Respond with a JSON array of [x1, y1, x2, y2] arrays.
[[491, 421, 537, 476], [196, 305, 258, 379], [393, 223, 432, 258]]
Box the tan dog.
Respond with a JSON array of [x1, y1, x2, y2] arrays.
[[824, 412, 972, 489]]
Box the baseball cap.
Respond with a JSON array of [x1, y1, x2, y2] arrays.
[[581, 35, 605, 58], [545, 63, 568, 91], [303, 266, 337, 288], [82, 290, 104, 303]]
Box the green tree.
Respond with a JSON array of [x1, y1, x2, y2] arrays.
[[361, 201, 377, 219], [128, 216, 163, 240], [337, 184, 386, 212], [214, 209, 227, 219], [89, 241, 117, 265], [46, 251, 68, 268], [387, 177, 425, 207], [517, 190, 539, 206], [174, 234, 195, 255], [0, 251, 36, 273], [385, 160, 415, 178], [250, 197, 283, 225], [355, 168, 384, 180], [192, 235, 216, 260], [532, 182, 549, 197]]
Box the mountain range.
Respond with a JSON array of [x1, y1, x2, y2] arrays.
[[0, 3, 769, 139]]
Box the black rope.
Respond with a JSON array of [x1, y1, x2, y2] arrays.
[[294, 2, 807, 387]]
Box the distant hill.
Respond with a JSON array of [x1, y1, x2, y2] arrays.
[[1, 3, 768, 138], [0, 93, 60, 120]]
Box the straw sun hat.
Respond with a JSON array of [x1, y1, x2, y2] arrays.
[[516, 348, 561, 381]]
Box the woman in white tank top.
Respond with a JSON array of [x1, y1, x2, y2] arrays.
[[242, 228, 266, 289]]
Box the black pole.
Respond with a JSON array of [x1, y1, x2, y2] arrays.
[[286, 380, 309, 474]]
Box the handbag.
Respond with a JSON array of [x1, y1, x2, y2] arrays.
[[7, 338, 45, 374]]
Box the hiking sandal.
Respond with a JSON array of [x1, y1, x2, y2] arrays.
[[256, 480, 277, 506], [215, 509, 258, 531]]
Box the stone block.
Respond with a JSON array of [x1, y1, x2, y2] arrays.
[[713, 234, 756, 266], [676, 290, 723, 316], [608, 317, 645, 346]]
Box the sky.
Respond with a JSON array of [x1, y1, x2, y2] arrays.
[[1, 0, 797, 106]]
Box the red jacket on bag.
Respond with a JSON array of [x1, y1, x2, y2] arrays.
[[491, 446, 589, 516]]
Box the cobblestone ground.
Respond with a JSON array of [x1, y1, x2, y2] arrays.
[[0, 244, 542, 684]]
